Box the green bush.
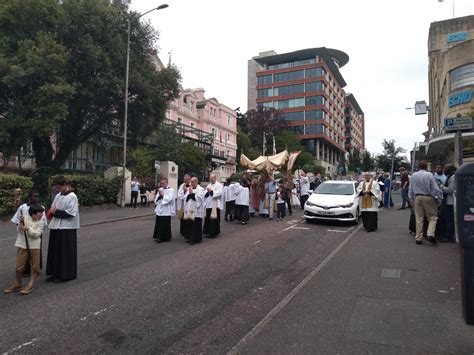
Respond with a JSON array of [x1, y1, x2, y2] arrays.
[[50, 174, 122, 206], [0, 174, 34, 216]]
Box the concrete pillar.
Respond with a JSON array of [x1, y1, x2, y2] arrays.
[[316, 139, 320, 160]]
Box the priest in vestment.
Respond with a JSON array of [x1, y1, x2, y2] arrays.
[[203, 174, 223, 238], [153, 178, 176, 243], [46, 176, 80, 283], [357, 172, 381, 232], [183, 177, 205, 245]]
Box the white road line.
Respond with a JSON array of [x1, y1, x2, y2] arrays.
[[253, 240, 262, 245], [327, 229, 349, 233], [278, 225, 295, 234], [227, 223, 363, 355], [287, 219, 300, 225], [80, 305, 114, 321], [3, 338, 39, 354], [291, 227, 309, 230]]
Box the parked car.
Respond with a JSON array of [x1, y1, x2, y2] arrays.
[[304, 181, 360, 224]]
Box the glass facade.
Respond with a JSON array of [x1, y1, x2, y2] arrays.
[[305, 95, 324, 106], [290, 125, 304, 134], [274, 70, 305, 83], [274, 83, 305, 96], [280, 111, 304, 121], [274, 97, 305, 109], [305, 124, 324, 134], [450, 63, 474, 91], [305, 109, 325, 119], [268, 58, 316, 70], [305, 81, 324, 92], [305, 67, 325, 78], [257, 88, 273, 98], [257, 74, 272, 85]]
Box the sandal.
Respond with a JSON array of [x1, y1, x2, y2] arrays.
[[20, 285, 34, 295], [4, 284, 22, 294]]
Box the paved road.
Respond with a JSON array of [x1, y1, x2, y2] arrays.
[[0, 209, 358, 353]]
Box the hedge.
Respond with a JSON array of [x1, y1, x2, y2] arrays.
[[50, 174, 122, 206], [0, 174, 34, 216]]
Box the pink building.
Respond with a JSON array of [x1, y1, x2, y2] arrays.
[[167, 87, 237, 180]]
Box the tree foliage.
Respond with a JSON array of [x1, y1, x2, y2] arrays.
[[348, 148, 362, 172], [362, 151, 376, 172], [237, 108, 288, 147], [0, 0, 180, 173], [375, 139, 408, 172]]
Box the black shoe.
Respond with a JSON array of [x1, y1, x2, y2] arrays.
[[155, 239, 163, 243], [45, 276, 54, 282], [428, 236, 438, 245], [188, 241, 195, 245], [398, 207, 406, 210], [53, 278, 64, 283], [224, 217, 228, 222], [416, 240, 422, 245]]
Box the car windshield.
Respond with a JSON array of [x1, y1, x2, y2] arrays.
[[315, 183, 354, 196]]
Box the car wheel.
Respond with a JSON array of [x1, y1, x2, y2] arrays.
[[352, 208, 360, 225]]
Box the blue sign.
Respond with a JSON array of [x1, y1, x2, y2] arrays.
[[447, 31, 469, 43], [448, 90, 472, 107]]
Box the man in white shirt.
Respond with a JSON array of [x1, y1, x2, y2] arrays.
[[299, 171, 310, 209], [177, 174, 191, 236], [183, 177, 206, 245], [153, 178, 176, 243], [203, 174, 223, 238]]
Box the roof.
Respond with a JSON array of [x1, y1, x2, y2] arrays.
[[254, 47, 349, 87], [345, 93, 364, 115]]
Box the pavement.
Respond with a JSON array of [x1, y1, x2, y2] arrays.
[[235, 208, 472, 354], [0, 198, 472, 353]]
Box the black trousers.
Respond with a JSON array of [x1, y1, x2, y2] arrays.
[[362, 211, 378, 232], [140, 194, 147, 206], [130, 191, 138, 208], [153, 215, 172, 242], [203, 208, 221, 237], [225, 200, 235, 221], [284, 197, 292, 215], [235, 204, 249, 223], [300, 194, 309, 209], [277, 203, 286, 219], [185, 218, 203, 243]]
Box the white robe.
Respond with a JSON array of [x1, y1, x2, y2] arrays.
[[177, 183, 188, 210], [11, 203, 48, 230], [184, 185, 205, 219], [155, 187, 176, 216], [205, 182, 223, 210], [299, 176, 310, 196], [235, 185, 250, 206], [357, 180, 381, 212], [49, 192, 80, 229]]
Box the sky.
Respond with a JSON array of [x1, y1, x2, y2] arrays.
[[130, 0, 474, 158]]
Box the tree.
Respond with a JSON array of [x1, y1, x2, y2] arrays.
[[375, 139, 407, 172], [127, 146, 155, 178], [178, 141, 206, 178], [237, 127, 260, 165], [237, 108, 288, 147], [348, 148, 362, 172], [0, 0, 180, 173], [362, 151, 376, 172]]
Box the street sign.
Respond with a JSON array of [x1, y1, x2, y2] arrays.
[[444, 117, 473, 132], [154, 160, 160, 170]]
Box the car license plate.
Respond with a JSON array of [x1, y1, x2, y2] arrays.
[[318, 211, 335, 216]]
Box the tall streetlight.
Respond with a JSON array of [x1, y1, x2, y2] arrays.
[[121, 4, 169, 207]]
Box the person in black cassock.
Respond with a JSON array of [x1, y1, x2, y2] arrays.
[[46, 176, 80, 283], [357, 172, 381, 232], [203, 174, 223, 238], [153, 178, 176, 243]]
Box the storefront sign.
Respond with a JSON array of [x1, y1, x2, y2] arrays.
[[448, 90, 472, 107], [447, 31, 469, 43]]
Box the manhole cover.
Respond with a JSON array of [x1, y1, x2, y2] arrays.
[[381, 269, 401, 278]]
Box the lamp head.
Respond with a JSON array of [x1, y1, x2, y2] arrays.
[[157, 4, 169, 10]]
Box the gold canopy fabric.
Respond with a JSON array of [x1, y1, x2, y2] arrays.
[[240, 150, 290, 172]]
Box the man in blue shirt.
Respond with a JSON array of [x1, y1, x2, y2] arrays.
[[264, 175, 277, 220]]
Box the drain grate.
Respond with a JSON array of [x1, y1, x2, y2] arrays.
[[381, 269, 401, 279]]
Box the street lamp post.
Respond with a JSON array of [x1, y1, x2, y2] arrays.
[[121, 4, 169, 207]]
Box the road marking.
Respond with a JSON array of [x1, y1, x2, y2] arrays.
[[278, 225, 295, 233], [253, 240, 262, 245], [327, 229, 349, 233], [3, 338, 39, 354], [291, 227, 309, 230], [287, 219, 300, 225], [227, 223, 363, 355], [151, 281, 169, 290], [80, 305, 114, 321]]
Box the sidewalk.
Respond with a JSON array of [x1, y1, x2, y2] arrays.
[[0, 204, 155, 240], [238, 208, 473, 354]]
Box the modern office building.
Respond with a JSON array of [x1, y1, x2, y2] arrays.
[[344, 93, 365, 154], [248, 47, 363, 174], [424, 15, 474, 165]]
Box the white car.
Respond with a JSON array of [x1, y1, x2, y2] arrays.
[[304, 181, 360, 224]]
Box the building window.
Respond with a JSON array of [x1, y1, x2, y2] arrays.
[[305, 110, 325, 120], [267, 58, 315, 70], [273, 83, 305, 96], [190, 122, 194, 128], [257, 88, 273, 98], [306, 124, 324, 134], [280, 111, 305, 121], [290, 125, 305, 134], [305, 96, 324, 106], [273, 70, 304, 83], [305, 81, 324, 92], [257, 102, 274, 109], [227, 116, 231, 125], [305, 67, 324, 78], [450, 63, 474, 91], [258, 74, 272, 85], [177, 118, 182, 125], [274, 97, 305, 109]]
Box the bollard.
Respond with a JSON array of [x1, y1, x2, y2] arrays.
[[455, 162, 474, 325]]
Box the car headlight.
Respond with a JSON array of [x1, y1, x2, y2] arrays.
[[340, 202, 354, 208], [306, 201, 316, 207]]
